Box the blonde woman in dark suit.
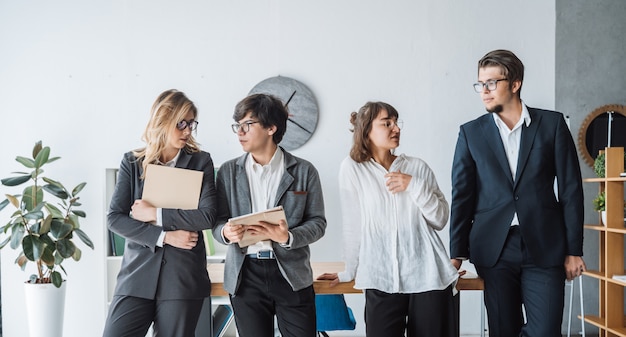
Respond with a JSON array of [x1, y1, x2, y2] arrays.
[[103, 89, 217, 337]]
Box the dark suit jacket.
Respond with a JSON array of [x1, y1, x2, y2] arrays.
[[108, 149, 217, 300], [450, 107, 584, 268], [212, 149, 327, 295]]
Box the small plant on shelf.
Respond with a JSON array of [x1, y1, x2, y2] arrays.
[[592, 191, 605, 212]]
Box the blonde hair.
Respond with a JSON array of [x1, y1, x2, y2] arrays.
[[133, 89, 200, 178]]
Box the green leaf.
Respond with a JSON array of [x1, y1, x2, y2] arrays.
[[43, 184, 68, 199], [33, 146, 50, 169], [10, 225, 25, 250], [44, 202, 64, 218], [74, 228, 94, 249], [47, 156, 60, 164], [57, 238, 76, 258], [72, 182, 86, 196], [1, 175, 31, 186], [15, 156, 35, 169], [40, 245, 55, 266], [72, 246, 82, 261], [22, 235, 45, 261], [23, 210, 44, 221], [22, 185, 43, 211], [51, 271, 63, 288], [72, 210, 86, 218], [40, 233, 54, 247], [40, 215, 52, 234], [0, 198, 8, 212], [50, 218, 72, 239], [32, 141, 43, 159]]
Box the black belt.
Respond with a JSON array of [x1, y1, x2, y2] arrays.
[[247, 250, 276, 259]]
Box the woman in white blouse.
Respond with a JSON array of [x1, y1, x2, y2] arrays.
[[318, 101, 458, 336]]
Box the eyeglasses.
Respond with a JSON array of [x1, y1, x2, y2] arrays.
[[231, 121, 259, 133], [381, 119, 403, 130], [473, 78, 508, 93], [176, 119, 198, 131]]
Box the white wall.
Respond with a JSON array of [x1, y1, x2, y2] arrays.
[[0, 1, 555, 336]]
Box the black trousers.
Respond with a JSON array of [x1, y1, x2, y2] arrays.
[[364, 284, 456, 337], [102, 295, 205, 337], [230, 257, 317, 337], [476, 226, 565, 337]]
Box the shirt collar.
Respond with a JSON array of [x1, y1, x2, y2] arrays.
[[491, 101, 532, 128], [246, 147, 284, 172], [158, 150, 181, 167]]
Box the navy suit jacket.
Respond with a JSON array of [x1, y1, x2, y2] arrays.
[[450, 107, 584, 268], [108, 149, 217, 300]]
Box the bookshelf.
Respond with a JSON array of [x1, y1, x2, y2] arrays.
[[582, 147, 626, 336]]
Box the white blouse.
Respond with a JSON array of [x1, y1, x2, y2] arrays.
[[337, 154, 458, 294]]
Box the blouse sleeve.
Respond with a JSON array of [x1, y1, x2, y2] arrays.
[[408, 159, 449, 231], [337, 158, 362, 282]]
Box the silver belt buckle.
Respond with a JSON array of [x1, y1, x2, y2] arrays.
[[256, 250, 275, 259]]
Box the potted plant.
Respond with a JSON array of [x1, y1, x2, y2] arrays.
[[594, 151, 626, 178], [0, 141, 93, 337], [592, 191, 606, 225]]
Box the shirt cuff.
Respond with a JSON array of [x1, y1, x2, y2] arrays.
[[156, 208, 163, 227], [279, 231, 293, 248], [156, 231, 165, 247]]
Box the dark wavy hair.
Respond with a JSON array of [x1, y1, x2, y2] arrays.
[[233, 93, 288, 144]]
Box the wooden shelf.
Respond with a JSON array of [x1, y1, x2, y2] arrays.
[[583, 147, 626, 335]]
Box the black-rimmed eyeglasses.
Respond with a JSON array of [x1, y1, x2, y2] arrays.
[[176, 119, 199, 131], [231, 121, 259, 133], [473, 78, 508, 93]]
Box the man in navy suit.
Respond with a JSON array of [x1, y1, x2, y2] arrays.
[[450, 49, 587, 337]]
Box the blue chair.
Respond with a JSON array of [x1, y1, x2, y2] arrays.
[[315, 294, 356, 337]]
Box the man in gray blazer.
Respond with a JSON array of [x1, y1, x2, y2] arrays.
[[213, 93, 326, 337]]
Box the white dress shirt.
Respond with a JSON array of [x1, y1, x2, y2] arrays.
[[245, 147, 286, 254], [337, 154, 458, 294], [492, 103, 532, 227]]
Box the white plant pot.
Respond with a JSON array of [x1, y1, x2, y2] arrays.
[[602, 211, 607, 226], [24, 281, 66, 337]]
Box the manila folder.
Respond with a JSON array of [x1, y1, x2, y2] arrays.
[[142, 164, 203, 209], [229, 206, 287, 248]]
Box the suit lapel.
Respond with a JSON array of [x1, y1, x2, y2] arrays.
[[514, 109, 541, 187], [235, 154, 252, 214], [274, 148, 295, 206], [480, 116, 514, 186]]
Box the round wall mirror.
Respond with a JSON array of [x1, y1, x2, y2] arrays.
[[577, 104, 626, 167]]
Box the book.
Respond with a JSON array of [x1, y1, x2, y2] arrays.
[[109, 231, 126, 256], [228, 206, 287, 248], [141, 164, 203, 209], [612, 274, 626, 283]]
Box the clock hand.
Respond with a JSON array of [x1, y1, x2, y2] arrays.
[[283, 89, 313, 134], [284, 90, 297, 107]]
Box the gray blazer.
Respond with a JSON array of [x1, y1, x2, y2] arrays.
[[108, 150, 217, 300], [213, 149, 327, 294]]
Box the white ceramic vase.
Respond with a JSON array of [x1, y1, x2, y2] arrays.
[[24, 281, 66, 337], [601, 210, 607, 226]]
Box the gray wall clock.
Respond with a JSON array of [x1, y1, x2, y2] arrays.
[[249, 76, 319, 151]]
